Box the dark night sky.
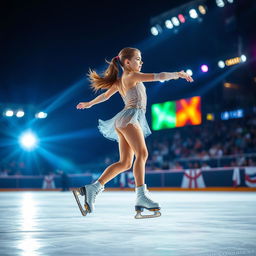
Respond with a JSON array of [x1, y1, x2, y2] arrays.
[[1, 0, 194, 104], [1, 0, 255, 105]]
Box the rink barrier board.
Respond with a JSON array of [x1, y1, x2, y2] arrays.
[[0, 167, 255, 190]]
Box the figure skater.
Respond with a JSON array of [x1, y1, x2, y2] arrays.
[[72, 47, 193, 219]]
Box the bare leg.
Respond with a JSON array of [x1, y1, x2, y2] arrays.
[[98, 128, 134, 185], [115, 124, 161, 219], [115, 123, 148, 187], [73, 128, 135, 216]]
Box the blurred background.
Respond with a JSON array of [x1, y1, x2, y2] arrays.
[[1, 0, 256, 189]]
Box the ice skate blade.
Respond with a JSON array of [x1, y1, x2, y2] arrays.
[[72, 189, 90, 216], [134, 210, 161, 219], [74, 187, 86, 196], [135, 205, 161, 211]]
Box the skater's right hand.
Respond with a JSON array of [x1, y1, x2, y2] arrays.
[[76, 102, 92, 109], [178, 70, 194, 83]]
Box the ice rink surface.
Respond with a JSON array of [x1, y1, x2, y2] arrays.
[[0, 190, 256, 256]]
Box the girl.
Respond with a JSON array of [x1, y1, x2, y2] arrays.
[[73, 47, 193, 219]]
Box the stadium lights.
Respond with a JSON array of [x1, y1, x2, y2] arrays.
[[240, 54, 246, 62], [150, 0, 209, 36], [171, 17, 180, 26], [151, 26, 159, 36], [16, 110, 25, 118], [186, 69, 193, 76], [1, 104, 49, 120], [206, 113, 215, 121], [35, 112, 48, 119], [151, 24, 163, 36], [216, 0, 234, 7], [198, 5, 207, 15], [165, 19, 174, 29], [217, 55, 246, 69], [4, 110, 14, 117], [225, 55, 246, 66], [178, 14, 186, 23], [218, 60, 225, 68], [223, 82, 239, 89], [189, 9, 198, 19], [201, 64, 209, 72], [216, 0, 225, 7], [19, 131, 38, 151]]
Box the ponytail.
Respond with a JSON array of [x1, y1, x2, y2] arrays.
[[87, 47, 140, 94], [88, 57, 119, 93]]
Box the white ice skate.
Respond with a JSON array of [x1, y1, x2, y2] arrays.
[[134, 184, 161, 219], [72, 181, 104, 216]]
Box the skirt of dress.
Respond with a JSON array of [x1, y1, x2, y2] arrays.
[[98, 108, 152, 143]]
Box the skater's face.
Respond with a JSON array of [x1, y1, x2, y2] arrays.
[[125, 51, 143, 72]]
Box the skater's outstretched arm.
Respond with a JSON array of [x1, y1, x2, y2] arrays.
[[130, 70, 193, 83], [76, 84, 118, 109]]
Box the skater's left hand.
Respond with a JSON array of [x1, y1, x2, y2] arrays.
[[76, 102, 92, 109], [178, 70, 194, 83]]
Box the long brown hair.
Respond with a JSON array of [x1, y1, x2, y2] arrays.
[[88, 47, 140, 93]]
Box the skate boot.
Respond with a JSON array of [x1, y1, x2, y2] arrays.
[[134, 184, 161, 219], [72, 181, 104, 216]]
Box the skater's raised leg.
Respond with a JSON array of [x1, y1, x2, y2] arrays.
[[73, 128, 134, 216]]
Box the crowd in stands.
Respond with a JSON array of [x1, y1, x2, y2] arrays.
[[145, 115, 256, 170], [0, 161, 26, 176]]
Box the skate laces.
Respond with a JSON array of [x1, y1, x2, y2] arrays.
[[91, 186, 104, 203], [143, 189, 156, 204]]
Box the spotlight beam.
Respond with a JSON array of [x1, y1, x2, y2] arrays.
[[40, 128, 98, 143], [37, 147, 83, 173], [28, 77, 87, 127], [44, 78, 87, 114]]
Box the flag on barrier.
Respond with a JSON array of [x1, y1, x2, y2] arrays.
[[232, 167, 241, 187], [245, 167, 256, 188], [181, 169, 205, 188]]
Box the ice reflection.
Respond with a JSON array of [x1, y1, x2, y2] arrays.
[[18, 236, 41, 256], [21, 193, 37, 230], [19, 194, 41, 255]]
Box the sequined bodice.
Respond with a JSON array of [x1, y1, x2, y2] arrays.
[[121, 82, 147, 111]]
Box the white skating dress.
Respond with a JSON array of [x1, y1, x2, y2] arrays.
[[98, 82, 152, 143]]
